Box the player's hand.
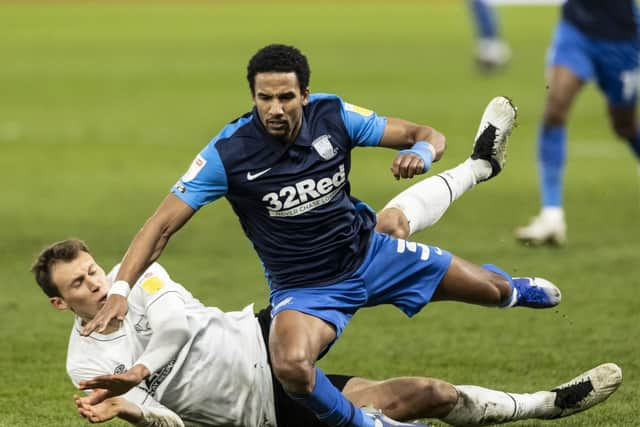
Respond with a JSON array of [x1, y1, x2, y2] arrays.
[[74, 393, 121, 423], [81, 294, 128, 336], [78, 364, 150, 401], [391, 152, 426, 180]]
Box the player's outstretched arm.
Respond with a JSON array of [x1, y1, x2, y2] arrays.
[[82, 194, 194, 336], [379, 117, 446, 180]]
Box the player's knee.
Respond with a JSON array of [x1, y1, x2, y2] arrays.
[[271, 350, 316, 394], [542, 105, 568, 127], [376, 208, 410, 239]]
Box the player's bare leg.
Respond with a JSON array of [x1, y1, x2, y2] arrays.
[[344, 377, 457, 421], [269, 310, 336, 394], [433, 256, 561, 309], [608, 103, 640, 166], [431, 256, 510, 306], [516, 66, 583, 246], [341, 363, 621, 425], [606, 103, 640, 208]]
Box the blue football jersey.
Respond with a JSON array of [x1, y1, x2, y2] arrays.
[[172, 94, 387, 290], [562, 0, 638, 41]]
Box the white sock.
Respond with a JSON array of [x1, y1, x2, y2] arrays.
[[442, 385, 557, 426], [540, 206, 565, 222], [383, 160, 483, 236], [465, 158, 493, 182]]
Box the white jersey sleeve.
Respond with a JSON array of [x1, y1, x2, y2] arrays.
[[127, 265, 191, 374]]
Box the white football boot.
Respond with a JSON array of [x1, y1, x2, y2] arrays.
[[469, 96, 517, 182], [515, 209, 567, 246], [546, 363, 622, 419], [475, 38, 511, 73]]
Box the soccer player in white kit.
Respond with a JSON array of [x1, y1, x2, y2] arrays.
[[31, 241, 622, 427]]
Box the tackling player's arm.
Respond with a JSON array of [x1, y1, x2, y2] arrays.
[[379, 117, 446, 180], [340, 97, 445, 180], [81, 194, 194, 336]]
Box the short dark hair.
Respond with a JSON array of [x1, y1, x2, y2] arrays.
[[31, 239, 90, 298], [246, 44, 310, 95]]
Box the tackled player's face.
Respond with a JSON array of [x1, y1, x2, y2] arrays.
[[49, 251, 109, 322], [252, 72, 309, 144]]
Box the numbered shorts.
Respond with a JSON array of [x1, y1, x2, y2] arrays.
[[269, 231, 453, 337], [547, 19, 640, 107]]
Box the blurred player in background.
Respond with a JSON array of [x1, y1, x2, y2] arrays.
[[468, 0, 511, 72], [32, 239, 621, 427], [84, 44, 562, 427], [516, 0, 640, 245]]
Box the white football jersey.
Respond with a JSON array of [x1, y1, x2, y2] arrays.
[[66, 263, 277, 427]]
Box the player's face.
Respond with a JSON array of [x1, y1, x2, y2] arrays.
[[48, 251, 109, 321], [252, 72, 309, 144]]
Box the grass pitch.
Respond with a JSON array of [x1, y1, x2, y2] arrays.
[[1, 2, 639, 426]]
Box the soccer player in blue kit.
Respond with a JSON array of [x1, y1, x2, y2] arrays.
[[84, 45, 561, 426], [516, 0, 640, 245]]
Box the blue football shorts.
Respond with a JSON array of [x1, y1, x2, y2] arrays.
[[547, 19, 640, 107], [269, 231, 453, 338]]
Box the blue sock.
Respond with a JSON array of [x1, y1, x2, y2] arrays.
[[538, 124, 566, 207], [481, 263, 515, 307], [469, 0, 499, 38], [628, 128, 640, 159], [289, 368, 373, 427]]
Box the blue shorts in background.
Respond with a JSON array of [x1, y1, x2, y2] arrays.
[[270, 231, 453, 338], [547, 19, 640, 107]]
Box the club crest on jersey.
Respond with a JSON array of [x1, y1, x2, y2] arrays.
[[312, 135, 338, 160]]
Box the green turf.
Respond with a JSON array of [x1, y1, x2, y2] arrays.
[[1, 2, 639, 426]]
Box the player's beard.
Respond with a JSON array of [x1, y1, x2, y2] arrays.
[[266, 119, 290, 138]]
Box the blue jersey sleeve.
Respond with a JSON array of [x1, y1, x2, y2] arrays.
[[339, 100, 387, 147], [171, 142, 228, 210]]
